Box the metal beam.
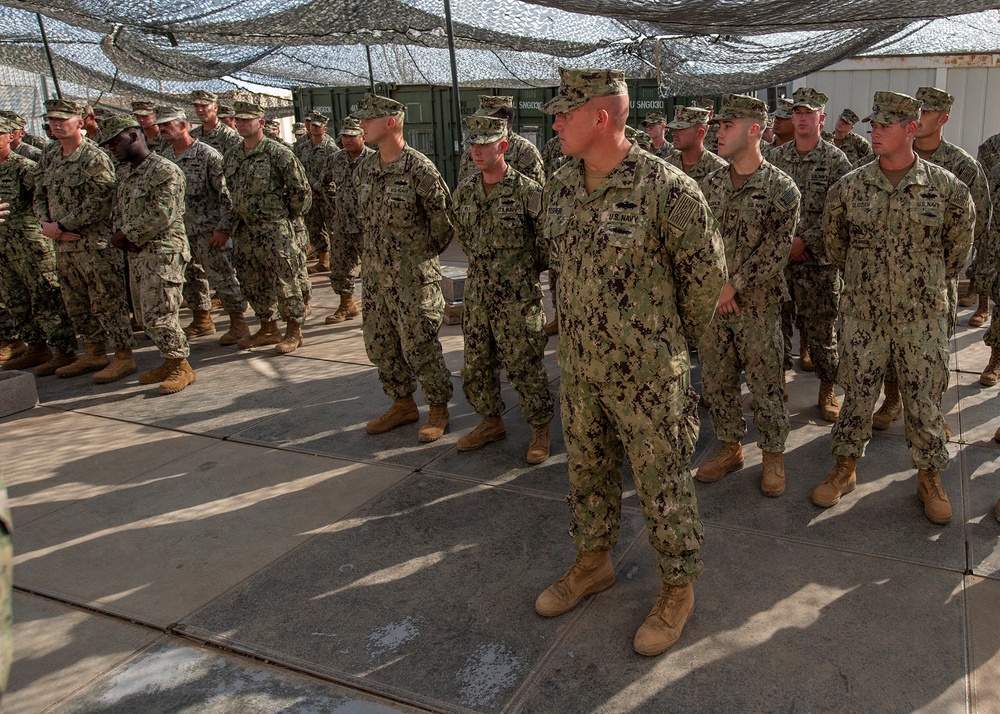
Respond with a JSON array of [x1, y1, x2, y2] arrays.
[[442, 0, 464, 180], [36, 14, 61, 99]]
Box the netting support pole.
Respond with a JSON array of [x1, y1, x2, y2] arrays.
[[36, 13, 61, 99], [442, 0, 463, 178], [365, 46, 375, 93]]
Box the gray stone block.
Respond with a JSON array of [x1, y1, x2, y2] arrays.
[[440, 266, 467, 302], [0, 370, 37, 418]]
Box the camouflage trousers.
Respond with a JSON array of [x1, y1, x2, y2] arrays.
[[56, 247, 135, 351], [329, 227, 362, 295], [293, 217, 312, 304], [362, 282, 453, 405], [129, 252, 190, 360], [0, 234, 76, 352], [183, 232, 247, 314], [561, 369, 703, 585], [232, 221, 307, 324], [782, 262, 841, 382], [833, 316, 950, 471], [700, 308, 789, 453], [462, 295, 553, 425], [304, 202, 329, 254]]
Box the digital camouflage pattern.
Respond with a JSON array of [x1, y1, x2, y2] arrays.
[[299, 132, 340, 254], [977, 132, 1000, 176], [192, 121, 241, 156], [824, 158, 974, 469], [982, 163, 1000, 352], [539, 67, 628, 115], [543, 143, 727, 583], [327, 144, 374, 294], [833, 131, 872, 165], [0, 152, 76, 352], [666, 106, 711, 129], [541, 135, 569, 180], [224, 137, 311, 323], [356, 144, 454, 405], [129, 251, 189, 359], [915, 86, 955, 113], [14, 142, 41, 162], [699, 160, 800, 452], [474, 95, 514, 116], [453, 166, 553, 425], [666, 149, 728, 192], [164, 140, 245, 314], [458, 132, 545, 185], [625, 125, 652, 151]]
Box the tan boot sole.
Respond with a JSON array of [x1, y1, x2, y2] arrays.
[[695, 459, 744, 483], [457, 430, 506, 452], [812, 480, 856, 508]]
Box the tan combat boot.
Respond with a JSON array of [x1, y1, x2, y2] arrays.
[[34, 350, 76, 377], [995, 424, 1000, 443], [969, 293, 990, 327], [818, 380, 840, 422], [366, 396, 420, 434], [760, 451, 786, 497], [527, 421, 552, 464], [219, 312, 250, 346], [695, 441, 744, 483], [158, 358, 196, 394], [917, 468, 951, 525], [325, 294, 362, 324], [0, 339, 26, 363], [183, 309, 215, 338], [633, 582, 695, 656], [544, 315, 559, 337], [535, 551, 615, 617], [236, 321, 281, 349], [995, 497, 1000, 523], [274, 320, 303, 354], [418, 403, 450, 443], [799, 329, 814, 371], [307, 251, 330, 274], [138, 361, 172, 384], [812, 456, 857, 507], [93, 349, 138, 384], [456, 416, 506, 452], [872, 379, 903, 430], [2, 342, 51, 371], [981, 348, 1000, 387], [55, 342, 109, 378], [958, 290, 979, 307]]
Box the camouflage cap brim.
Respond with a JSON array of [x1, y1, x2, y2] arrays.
[[540, 95, 587, 116]]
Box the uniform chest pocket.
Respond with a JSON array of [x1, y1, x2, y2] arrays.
[[495, 212, 526, 247], [910, 201, 946, 252], [250, 161, 271, 183]]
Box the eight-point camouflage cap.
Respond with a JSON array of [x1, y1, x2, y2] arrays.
[[641, 111, 668, 126], [353, 93, 406, 119], [308, 113, 330, 127], [130, 100, 157, 116], [190, 89, 218, 105], [474, 95, 513, 117], [44, 98, 86, 119], [292, 121, 306, 134], [0, 117, 15, 134], [265, 119, 281, 131], [232, 101, 265, 119], [792, 87, 828, 111], [540, 67, 628, 115], [339, 116, 364, 136], [0, 110, 25, 129], [217, 104, 234, 118], [772, 98, 794, 119], [840, 108, 860, 125], [667, 105, 711, 129], [711, 93, 768, 123], [692, 98, 715, 112], [915, 86, 955, 113], [862, 91, 922, 124], [153, 105, 187, 124], [464, 115, 507, 144], [97, 114, 141, 145]]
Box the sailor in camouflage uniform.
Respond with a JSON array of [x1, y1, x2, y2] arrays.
[[323, 116, 373, 325], [694, 98, 720, 152], [217, 104, 236, 130], [33, 99, 137, 383], [695, 94, 800, 497], [299, 112, 339, 275], [157, 106, 249, 347], [452, 115, 554, 463], [770, 87, 851, 422], [641, 111, 678, 160], [978, 162, 1000, 394], [666, 106, 728, 191], [354, 93, 455, 443], [458, 96, 545, 186], [191, 90, 242, 156], [101, 115, 195, 394], [765, 98, 795, 159], [0, 116, 77, 375], [131, 101, 167, 155], [0, 112, 42, 162], [812, 91, 974, 525], [292, 115, 312, 161], [541, 135, 569, 180], [224, 100, 312, 354], [829, 108, 872, 165], [533, 68, 727, 657]]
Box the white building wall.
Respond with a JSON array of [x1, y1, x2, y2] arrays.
[[793, 54, 1000, 156]]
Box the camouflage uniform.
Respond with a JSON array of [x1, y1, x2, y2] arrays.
[[328, 122, 373, 296], [541, 135, 569, 180], [355, 133, 454, 406], [977, 132, 1000, 176], [699, 159, 800, 453], [33, 133, 135, 351], [543, 132, 727, 583], [14, 142, 42, 162], [224, 130, 312, 324], [0, 151, 76, 352], [22, 133, 46, 150], [163, 139, 246, 314], [459, 132, 545, 186], [191, 121, 241, 157], [833, 131, 872, 165], [453, 121, 553, 427], [981, 163, 1000, 351], [113, 148, 190, 359], [666, 150, 728, 191], [769, 131, 851, 384], [299, 130, 339, 255], [824, 157, 973, 470]]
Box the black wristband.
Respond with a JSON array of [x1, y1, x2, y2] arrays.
[[57, 221, 67, 232]]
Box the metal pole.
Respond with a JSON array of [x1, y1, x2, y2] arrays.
[[365, 45, 376, 94], [442, 0, 463, 181], [37, 14, 61, 99]]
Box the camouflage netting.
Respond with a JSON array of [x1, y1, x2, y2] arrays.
[[1, 1, 1000, 112]]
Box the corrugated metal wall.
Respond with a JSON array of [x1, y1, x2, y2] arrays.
[[794, 55, 1000, 156]]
